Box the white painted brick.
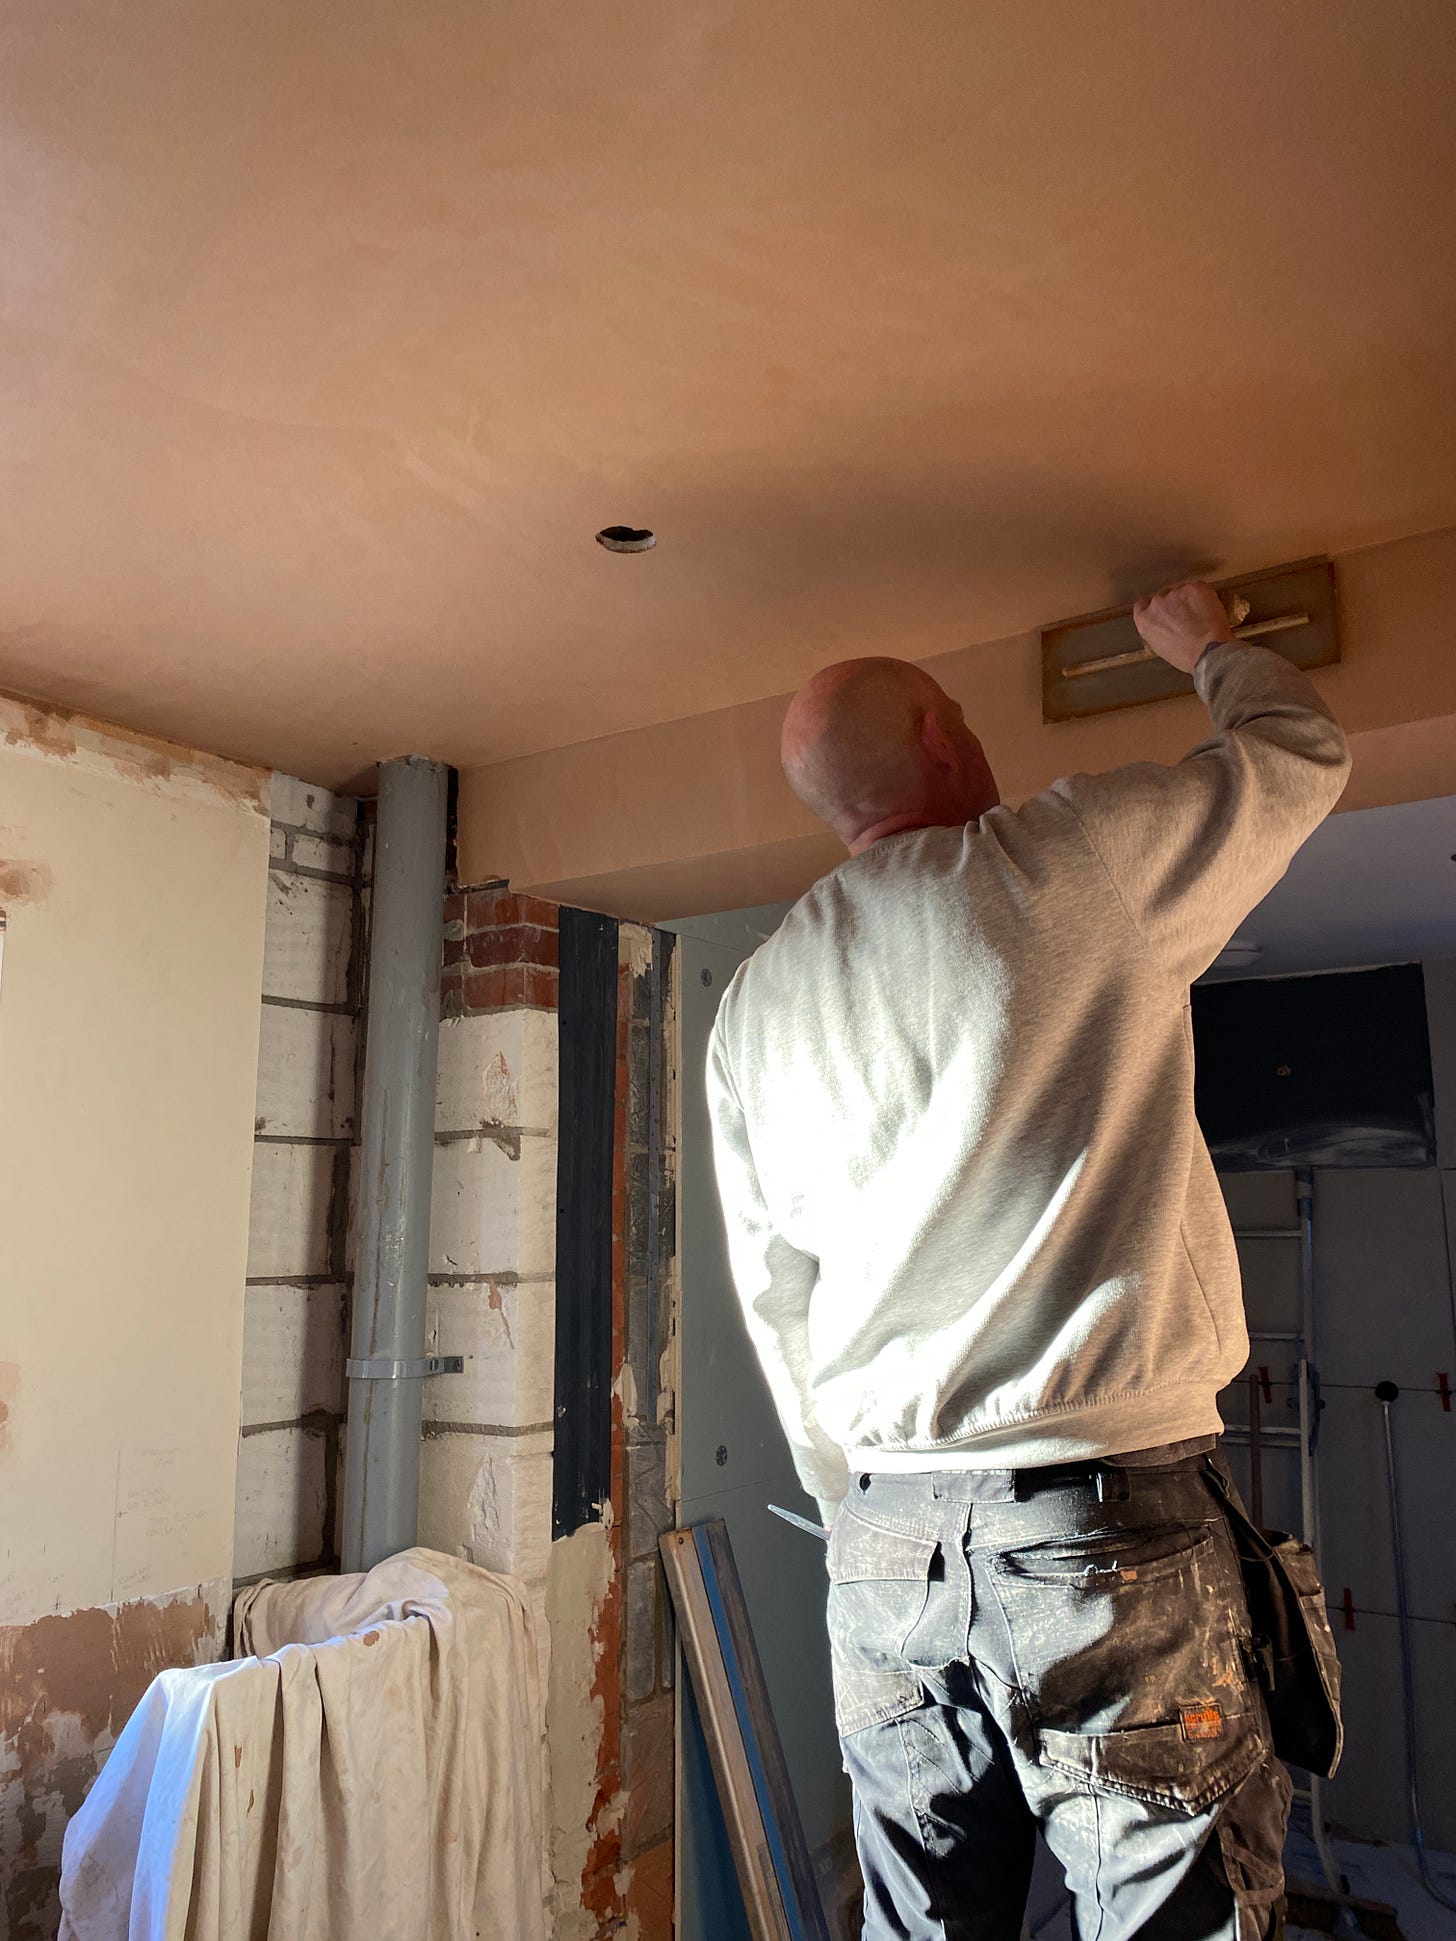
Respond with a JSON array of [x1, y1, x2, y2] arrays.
[[269, 773, 359, 841], [429, 1134, 556, 1278], [436, 1011, 558, 1134], [343, 1142, 359, 1274], [253, 1004, 357, 1140], [239, 1284, 346, 1425], [423, 1279, 555, 1428], [417, 1430, 553, 1582], [269, 825, 287, 862], [246, 1141, 335, 1279], [262, 871, 354, 1007], [233, 1426, 330, 1579], [290, 832, 357, 877]]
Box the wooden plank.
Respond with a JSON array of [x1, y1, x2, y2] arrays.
[[662, 1527, 792, 1941], [662, 1521, 831, 1941], [697, 1521, 831, 1941]]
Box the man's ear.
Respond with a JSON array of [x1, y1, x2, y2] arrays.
[[919, 708, 958, 772]]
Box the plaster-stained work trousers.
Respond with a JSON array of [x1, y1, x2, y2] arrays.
[[828, 1455, 1292, 1940]]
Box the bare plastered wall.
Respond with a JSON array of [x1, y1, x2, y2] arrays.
[[0, 694, 269, 1934]]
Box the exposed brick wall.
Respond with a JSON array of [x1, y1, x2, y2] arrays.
[[427, 888, 676, 1939], [582, 929, 676, 1940], [443, 886, 560, 1017]]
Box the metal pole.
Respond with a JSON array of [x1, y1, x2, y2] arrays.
[[1294, 1167, 1344, 1900], [1377, 1383, 1456, 1913], [341, 756, 448, 1573], [1295, 1170, 1321, 1555]]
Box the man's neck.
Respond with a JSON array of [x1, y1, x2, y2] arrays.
[[846, 813, 942, 857]]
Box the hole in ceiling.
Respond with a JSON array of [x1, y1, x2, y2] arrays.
[[596, 526, 656, 553]]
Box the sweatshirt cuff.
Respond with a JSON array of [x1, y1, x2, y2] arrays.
[[1192, 636, 1241, 699]]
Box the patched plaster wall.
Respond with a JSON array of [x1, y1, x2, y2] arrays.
[[0, 693, 269, 1933]]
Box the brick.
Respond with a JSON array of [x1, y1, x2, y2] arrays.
[[253, 1004, 357, 1140], [423, 1278, 555, 1428], [439, 965, 464, 1019], [290, 832, 356, 877], [233, 1425, 331, 1578], [239, 1283, 346, 1425], [269, 824, 287, 862], [261, 871, 354, 1007], [442, 932, 465, 968], [461, 964, 559, 1013], [464, 886, 513, 931], [429, 1133, 556, 1278], [269, 773, 359, 841], [247, 1141, 335, 1279], [464, 923, 560, 972], [462, 887, 561, 933], [436, 1010, 558, 1133], [417, 1430, 554, 1580], [512, 892, 561, 930]]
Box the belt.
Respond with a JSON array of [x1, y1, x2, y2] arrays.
[[852, 1451, 1212, 1509]]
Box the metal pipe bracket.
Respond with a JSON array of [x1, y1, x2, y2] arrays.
[[345, 1354, 464, 1381]]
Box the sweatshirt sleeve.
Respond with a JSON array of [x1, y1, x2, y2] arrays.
[[1052, 641, 1352, 987], [705, 1022, 849, 1527]]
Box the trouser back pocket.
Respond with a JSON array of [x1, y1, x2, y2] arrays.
[[826, 1507, 939, 1736]]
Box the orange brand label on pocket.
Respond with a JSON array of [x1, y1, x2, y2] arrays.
[[1180, 1703, 1224, 1742]]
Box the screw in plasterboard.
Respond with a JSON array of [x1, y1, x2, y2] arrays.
[[716, 1445, 728, 1466], [700, 968, 713, 987]]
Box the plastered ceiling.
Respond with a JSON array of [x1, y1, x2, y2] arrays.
[[2, 1, 1455, 788]]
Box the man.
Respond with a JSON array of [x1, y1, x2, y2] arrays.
[[705, 582, 1350, 1940]]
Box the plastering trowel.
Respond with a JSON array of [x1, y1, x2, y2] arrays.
[[1041, 554, 1340, 723]]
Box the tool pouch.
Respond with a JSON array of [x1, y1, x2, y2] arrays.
[[1203, 1457, 1344, 1778]]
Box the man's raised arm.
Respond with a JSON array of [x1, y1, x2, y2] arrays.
[[1053, 580, 1351, 988]]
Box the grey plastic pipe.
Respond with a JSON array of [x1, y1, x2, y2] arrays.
[[340, 756, 448, 1574]]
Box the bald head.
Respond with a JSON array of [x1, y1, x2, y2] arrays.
[[782, 657, 999, 853]]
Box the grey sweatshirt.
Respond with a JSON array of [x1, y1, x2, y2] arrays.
[[707, 642, 1351, 1524]]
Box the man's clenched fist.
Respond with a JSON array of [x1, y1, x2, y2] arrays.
[[1133, 581, 1234, 675]]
